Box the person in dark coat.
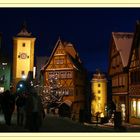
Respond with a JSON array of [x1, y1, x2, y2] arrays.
[[24, 87, 45, 131], [16, 92, 26, 126], [1, 90, 15, 125]]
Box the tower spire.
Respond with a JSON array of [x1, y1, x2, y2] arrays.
[[17, 21, 32, 37]]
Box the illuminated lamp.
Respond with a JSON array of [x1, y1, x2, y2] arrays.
[[22, 74, 26, 79]]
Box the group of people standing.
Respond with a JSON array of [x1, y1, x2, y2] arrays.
[[0, 86, 45, 132], [0, 87, 15, 126]]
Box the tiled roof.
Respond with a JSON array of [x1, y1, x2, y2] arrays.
[[112, 32, 134, 67]]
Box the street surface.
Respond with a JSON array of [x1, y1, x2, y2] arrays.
[[0, 112, 140, 132]]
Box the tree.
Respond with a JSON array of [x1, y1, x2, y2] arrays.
[[37, 74, 65, 112]]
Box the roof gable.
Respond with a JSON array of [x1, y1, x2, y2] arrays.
[[42, 39, 83, 71], [128, 21, 140, 68], [112, 32, 133, 67]]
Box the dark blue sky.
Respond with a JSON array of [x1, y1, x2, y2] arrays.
[[0, 8, 140, 73]]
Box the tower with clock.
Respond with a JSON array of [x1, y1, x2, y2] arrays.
[[12, 23, 36, 88]]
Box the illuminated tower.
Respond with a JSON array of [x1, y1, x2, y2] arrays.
[[91, 70, 107, 119], [12, 23, 36, 88]]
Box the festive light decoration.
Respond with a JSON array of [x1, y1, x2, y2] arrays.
[[34, 73, 65, 110]]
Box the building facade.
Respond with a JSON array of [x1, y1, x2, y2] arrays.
[[41, 38, 86, 120], [128, 21, 140, 124], [108, 32, 133, 122], [91, 70, 107, 121], [0, 33, 11, 92], [12, 23, 36, 89]]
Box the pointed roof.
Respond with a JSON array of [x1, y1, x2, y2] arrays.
[[112, 32, 134, 67], [41, 38, 84, 71], [16, 22, 32, 37], [128, 20, 140, 67]]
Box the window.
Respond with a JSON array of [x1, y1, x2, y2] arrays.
[[21, 71, 25, 75], [130, 70, 140, 84], [98, 90, 100, 94], [122, 76, 126, 86], [60, 71, 66, 78], [22, 43, 25, 47], [131, 99, 140, 118], [98, 83, 100, 87], [67, 71, 72, 78], [55, 59, 64, 64], [69, 88, 73, 95], [131, 99, 136, 117], [137, 100, 140, 118]]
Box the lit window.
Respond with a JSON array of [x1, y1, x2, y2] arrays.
[[55, 59, 64, 64], [0, 87, 4, 93], [2, 63, 7, 66], [67, 71, 72, 78], [60, 71, 66, 78], [131, 100, 136, 117], [137, 100, 140, 118]]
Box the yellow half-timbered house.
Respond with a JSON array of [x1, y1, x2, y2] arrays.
[[42, 38, 86, 120]]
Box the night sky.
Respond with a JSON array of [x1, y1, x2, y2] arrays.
[[0, 8, 140, 73]]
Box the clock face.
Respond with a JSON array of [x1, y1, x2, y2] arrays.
[[20, 53, 27, 59]]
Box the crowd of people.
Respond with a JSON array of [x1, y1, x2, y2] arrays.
[[0, 86, 45, 132]]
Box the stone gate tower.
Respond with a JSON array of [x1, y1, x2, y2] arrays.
[[12, 23, 36, 88]]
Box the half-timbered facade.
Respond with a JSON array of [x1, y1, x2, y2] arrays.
[[108, 32, 133, 122], [41, 39, 86, 120], [128, 21, 140, 124]]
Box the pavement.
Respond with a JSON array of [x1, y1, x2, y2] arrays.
[[1, 112, 140, 132], [0, 112, 28, 132], [84, 122, 140, 132]]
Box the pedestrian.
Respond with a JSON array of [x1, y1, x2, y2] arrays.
[[16, 92, 26, 126], [0, 89, 15, 125], [24, 87, 45, 132]]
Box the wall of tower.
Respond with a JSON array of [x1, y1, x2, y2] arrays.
[[12, 37, 36, 88], [91, 78, 107, 119]]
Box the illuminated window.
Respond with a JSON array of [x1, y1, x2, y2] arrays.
[[0, 87, 4, 93], [131, 100, 136, 117], [137, 100, 140, 118], [67, 71, 72, 78], [60, 71, 66, 78], [55, 59, 64, 64]]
